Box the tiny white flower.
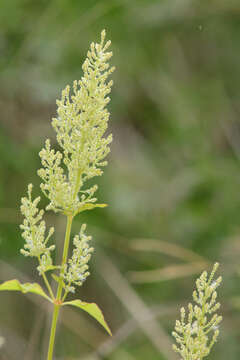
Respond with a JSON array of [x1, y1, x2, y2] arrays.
[[191, 321, 198, 334]]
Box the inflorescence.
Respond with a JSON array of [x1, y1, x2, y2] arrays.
[[172, 263, 222, 360], [20, 30, 114, 294]]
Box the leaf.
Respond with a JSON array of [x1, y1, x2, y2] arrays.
[[0, 279, 51, 302], [63, 299, 112, 335], [75, 203, 108, 215]]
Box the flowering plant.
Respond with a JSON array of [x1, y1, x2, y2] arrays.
[[0, 30, 114, 360]]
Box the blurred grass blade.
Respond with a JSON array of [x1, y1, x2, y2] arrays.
[[0, 279, 51, 301], [130, 238, 207, 263], [129, 261, 208, 283], [98, 251, 178, 360], [231, 296, 240, 309], [63, 299, 112, 336]]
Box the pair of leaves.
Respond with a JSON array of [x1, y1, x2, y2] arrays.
[[0, 279, 111, 335]]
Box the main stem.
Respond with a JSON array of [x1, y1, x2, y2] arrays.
[[47, 214, 73, 360]]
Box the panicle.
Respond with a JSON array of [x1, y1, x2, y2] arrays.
[[20, 184, 55, 272], [172, 263, 222, 360], [38, 30, 114, 215], [63, 224, 94, 293], [19, 30, 114, 293]]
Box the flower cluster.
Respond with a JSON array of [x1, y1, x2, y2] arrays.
[[12, 30, 114, 360], [20, 30, 114, 298], [172, 263, 222, 360], [38, 29, 115, 215], [63, 224, 94, 293], [20, 184, 55, 262]]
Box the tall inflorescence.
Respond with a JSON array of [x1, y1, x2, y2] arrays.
[[172, 263, 222, 360], [38, 29, 114, 216], [20, 30, 115, 295]]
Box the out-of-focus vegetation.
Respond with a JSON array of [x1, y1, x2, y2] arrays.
[[1, 1, 240, 359]]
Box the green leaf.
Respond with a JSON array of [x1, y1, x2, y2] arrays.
[[63, 299, 112, 335], [75, 203, 108, 215], [0, 279, 51, 302]]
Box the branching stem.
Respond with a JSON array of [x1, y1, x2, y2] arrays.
[[47, 214, 73, 360], [42, 271, 55, 301], [37, 255, 55, 300]]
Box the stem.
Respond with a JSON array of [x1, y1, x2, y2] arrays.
[[73, 169, 82, 201], [37, 255, 55, 300], [57, 214, 73, 298], [62, 289, 69, 303], [47, 304, 60, 360], [42, 272, 55, 300], [46, 214, 73, 360]]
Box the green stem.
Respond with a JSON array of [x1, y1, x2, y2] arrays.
[[46, 214, 73, 360], [62, 288, 69, 303], [37, 255, 55, 300], [47, 303, 60, 360], [73, 169, 82, 201], [42, 271, 55, 300]]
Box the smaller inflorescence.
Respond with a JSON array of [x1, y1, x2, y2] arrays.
[[172, 263, 222, 360], [63, 224, 94, 293], [20, 184, 55, 275]]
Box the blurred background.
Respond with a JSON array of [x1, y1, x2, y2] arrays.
[[1, 0, 240, 359]]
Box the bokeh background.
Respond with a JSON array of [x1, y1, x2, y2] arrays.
[[1, 1, 240, 359]]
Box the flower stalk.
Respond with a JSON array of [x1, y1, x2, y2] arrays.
[[46, 214, 73, 359]]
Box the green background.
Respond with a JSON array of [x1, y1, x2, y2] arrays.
[[0, 0, 240, 359]]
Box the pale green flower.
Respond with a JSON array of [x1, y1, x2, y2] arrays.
[[20, 30, 114, 291], [11, 30, 114, 360], [20, 184, 55, 259], [38, 29, 115, 215], [63, 224, 94, 293], [172, 263, 222, 360]]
